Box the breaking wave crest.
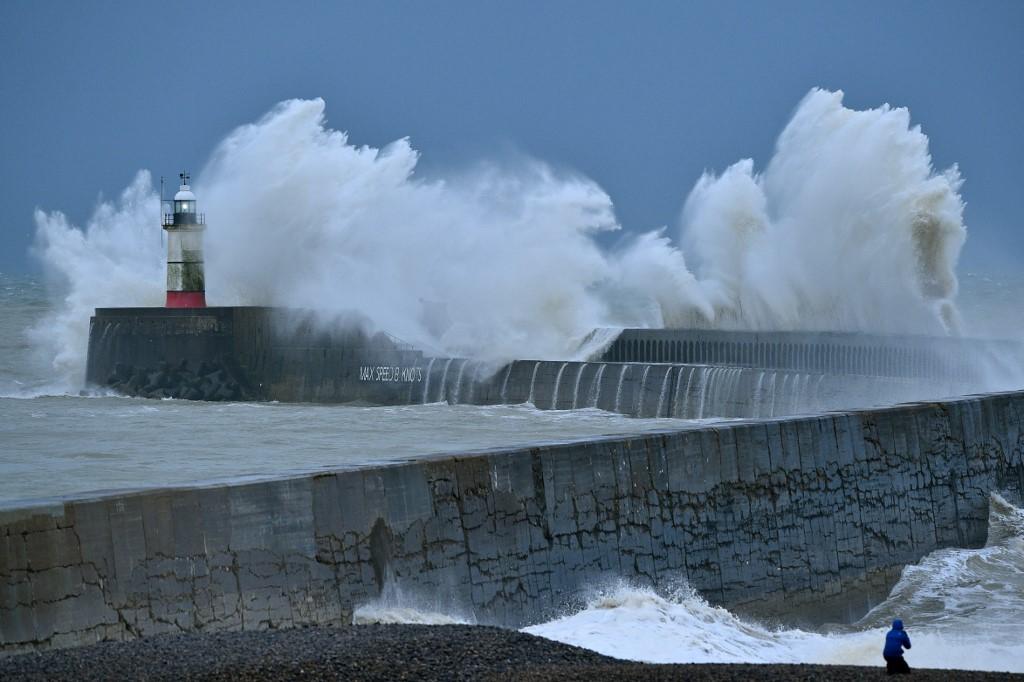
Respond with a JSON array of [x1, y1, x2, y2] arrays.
[[323, 497, 1021, 675], [30, 89, 966, 390], [677, 89, 965, 335], [524, 494, 1024, 673], [352, 581, 475, 626]]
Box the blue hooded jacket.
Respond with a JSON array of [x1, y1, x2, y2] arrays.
[[883, 619, 912, 658]]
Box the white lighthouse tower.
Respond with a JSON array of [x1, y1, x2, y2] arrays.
[[162, 172, 206, 308]]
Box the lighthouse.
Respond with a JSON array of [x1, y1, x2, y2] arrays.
[[162, 172, 206, 308]]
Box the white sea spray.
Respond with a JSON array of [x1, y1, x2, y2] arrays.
[[523, 495, 1024, 673], [29, 89, 967, 391]]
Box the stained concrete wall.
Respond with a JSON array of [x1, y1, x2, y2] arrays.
[[462, 359, 946, 418], [603, 328, 1024, 382], [3, 391, 1023, 655], [86, 307, 426, 404], [86, 309, 951, 419]]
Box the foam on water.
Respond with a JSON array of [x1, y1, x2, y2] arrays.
[[0, 273, 72, 398], [352, 605, 469, 626], [524, 494, 1024, 673], [523, 582, 1024, 672], [352, 580, 476, 626], [331, 497, 1024, 673]]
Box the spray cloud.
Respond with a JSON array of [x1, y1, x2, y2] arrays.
[[31, 89, 967, 390], [679, 89, 965, 334]]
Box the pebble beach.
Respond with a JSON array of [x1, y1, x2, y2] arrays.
[[2, 625, 1021, 681]]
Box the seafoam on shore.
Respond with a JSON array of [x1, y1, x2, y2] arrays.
[[1, 625, 1022, 682], [347, 495, 1024, 674]]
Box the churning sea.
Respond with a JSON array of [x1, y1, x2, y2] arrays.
[[0, 272, 701, 506], [1, 270, 1023, 672]]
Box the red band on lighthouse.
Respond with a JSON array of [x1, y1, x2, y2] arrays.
[[166, 291, 207, 308]]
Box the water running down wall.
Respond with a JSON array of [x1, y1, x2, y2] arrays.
[[84, 308, 980, 418], [34, 90, 970, 380], [2, 390, 1022, 655], [424, 358, 939, 419], [601, 329, 1023, 382]]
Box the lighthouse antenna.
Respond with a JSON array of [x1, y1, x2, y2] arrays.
[[159, 176, 165, 248]]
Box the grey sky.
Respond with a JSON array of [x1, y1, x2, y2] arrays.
[[1, 1, 1021, 274]]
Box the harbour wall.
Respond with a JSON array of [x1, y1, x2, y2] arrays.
[[428, 359, 944, 418], [86, 308, 964, 416], [86, 307, 427, 405], [3, 390, 1022, 655], [602, 328, 1023, 382]]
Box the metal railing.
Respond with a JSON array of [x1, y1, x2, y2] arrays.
[[162, 213, 206, 227]]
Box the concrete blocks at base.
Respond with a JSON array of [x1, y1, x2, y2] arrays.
[[2, 391, 1024, 654]]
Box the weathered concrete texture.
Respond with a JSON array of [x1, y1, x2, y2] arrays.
[[3, 392, 1023, 655], [86, 309, 977, 416], [603, 328, 1024, 382], [471, 359, 946, 418], [86, 307, 426, 404], [104, 358, 252, 401]]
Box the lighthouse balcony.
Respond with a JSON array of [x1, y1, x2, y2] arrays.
[[163, 212, 206, 227]]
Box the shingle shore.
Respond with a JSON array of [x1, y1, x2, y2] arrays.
[[0, 625, 1019, 681]]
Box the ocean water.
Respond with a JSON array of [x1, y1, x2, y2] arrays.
[[0, 273, 703, 507], [1, 396, 711, 507], [3, 271, 1023, 672]]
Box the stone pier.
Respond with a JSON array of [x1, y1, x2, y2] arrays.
[[3, 390, 1022, 655]]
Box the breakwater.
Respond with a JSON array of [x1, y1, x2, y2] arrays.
[[439, 359, 937, 418], [85, 307, 426, 405], [601, 329, 1023, 381], [85, 308, 965, 416], [3, 390, 1022, 655]]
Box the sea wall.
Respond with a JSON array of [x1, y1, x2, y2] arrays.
[[454, 359, 943, 418], [86, 307, 426, 404], [3, 391, 1022, 655], [603, 328, 1024, 382], [87, 308, 951, 417]]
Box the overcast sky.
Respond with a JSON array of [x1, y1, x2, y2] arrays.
[[1, 1, 1022, 274]]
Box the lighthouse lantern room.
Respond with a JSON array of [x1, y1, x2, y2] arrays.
[[162, 172, 207, 308]]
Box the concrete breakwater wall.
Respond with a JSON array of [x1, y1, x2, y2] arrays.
[[3, 391, 1023, 655], [87, 308, 948, 417], [426, 359, 943, 418], [603, 328, 1024, 382], [86, 307, 427, 404]]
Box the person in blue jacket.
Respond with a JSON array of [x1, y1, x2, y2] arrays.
[[883, 619, 912, 674]]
